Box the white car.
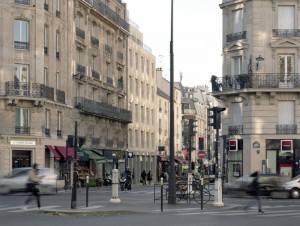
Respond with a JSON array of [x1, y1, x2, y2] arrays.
[[284, 175, 300, 199], [0, 167, 58, 195]]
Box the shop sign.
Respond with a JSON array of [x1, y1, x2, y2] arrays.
[[229, 140, 238, 151], [10, 140, 36, 145], [281, 140, 293, 152]]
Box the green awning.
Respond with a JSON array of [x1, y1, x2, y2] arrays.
[[77, 149, 89, 161], [78, 148, 106, 163]]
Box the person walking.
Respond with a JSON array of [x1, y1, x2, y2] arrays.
[[244, 171, 264, 213], [146, 171, 152, 185], [141, 170, 146, 186], [22, 163, 44, 210]]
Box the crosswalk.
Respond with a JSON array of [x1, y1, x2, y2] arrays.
[[0, 205, 61, 212], [172, 205, 300, 218]]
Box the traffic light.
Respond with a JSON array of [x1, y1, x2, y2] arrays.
[[67, 135, 74, 147], [199, 137, 204, 150], [207, 107, 226, 129], [78, 136, 85, 147]]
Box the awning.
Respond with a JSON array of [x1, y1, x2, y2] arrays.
[[79, 148, 106, 163], [46, 145, 61, 160], [55, 146, 79, 160]]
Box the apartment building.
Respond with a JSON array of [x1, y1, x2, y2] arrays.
[[0, 0, 132, 181], [215, 0, 300, 182], [127, 21, 157, 183]]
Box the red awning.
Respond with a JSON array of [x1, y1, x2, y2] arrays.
[[46, 145, 61, 160], [55, 146, 79, 160]]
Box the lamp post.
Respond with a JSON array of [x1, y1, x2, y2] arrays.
[[168, 0, 176, 204], [71, 121, 78, 209]]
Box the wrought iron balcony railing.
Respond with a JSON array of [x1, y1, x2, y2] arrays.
[[45, 128, 50, 136], [15, 0, 30, 5], [15, 126, 30, 134], [92, 70, 100, 80], [106, 139, 114, 147], [44, 3, 49, 11], [228, 125, 243, 135], [57, 130, 62, 138], [14, 41, 29, 50], [273, 29, 300, 37], [91, 137, 100, 145], [91, 36, 99, 47], [226, 31, 246, 42], [44, 47, 48, 55], [117, 51, 123, 61], [74, 97, 132, 123], [5, 82, 55, 100], [276, 124, 297, 134], [56, 10, 61, 18], [76, 64, 86, 75], [211, 73, 300, 92], [105, 44, 112, 54], [56, 89, 65, 103], [106, 76, 114, 86], [76, 27, 85, 39]]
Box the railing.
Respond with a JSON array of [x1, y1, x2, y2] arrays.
[[273, 29, 300, 37], [45, 128, 50, 136], [15, 126, 30, 134], [226, 31, 246, 42], [276, 124, 297, 134], [212, 73, 300, 92], [92, 70, 100, 80], [105, 44, 112, 54], [106, 139, 114, 147], [91, 137, 100, 145], [56, 52, 60, 60], [44, 47, 48, 55], [57, 130, 62, 138], [117, 51, 123, 61], [106, 76, 114, 86], [117, 140, 125, 148], [44, 3, 49, 11], [5, 82, 55, 100], [76, 27, 85, 39], [74, 97, 132, 123], [56, 89, 65, 103], [15, 0, 30, 5], [56, 10, 61, 18], [76, 64, 86, 75], [14, 41, 29, 50], [228, 125, 243, 135], [91, 36, 99, 46]]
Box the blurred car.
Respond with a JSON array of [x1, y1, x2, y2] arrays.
[[0, 167, 57, 195], [283, 175, 300, 199], [224, 174, 285, 198]]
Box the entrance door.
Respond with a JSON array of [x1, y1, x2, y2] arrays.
[[12, 150, 31, 168]]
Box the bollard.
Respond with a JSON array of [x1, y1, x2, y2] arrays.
[[160, 177, 164, 212], [86, 176, 89, 207], [109, 169, 121, 203], [200, 177, 203, 210]]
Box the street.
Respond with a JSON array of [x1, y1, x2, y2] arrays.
[[0, 185, 299, 226]]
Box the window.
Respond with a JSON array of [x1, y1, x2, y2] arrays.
[[135, 53, 138, 69], [278, 6, 295, 29], [56, 72, 61, 90], [44, 27, 49, 54], [279, 55, 294, 84], [57, 112, 62, 137], [233, 9, 243, 33], [14, 20, 29, 50], [56, 32, 60, 60], [278, 101, 295, 124], [231, 56, 242, 75], [56, 0, 61, 18], [15, 108, 30, 134], [15, 0, 30, 5], [44, 68, 48, 85], [129, 49, 133, 67], [14, 64, 29, 96], [45, 110, 50, 136], [44, 0, 49, 11], [232, 102, 242, 125]]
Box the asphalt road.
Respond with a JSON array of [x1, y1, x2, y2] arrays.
[[0, 185, 299, 226]]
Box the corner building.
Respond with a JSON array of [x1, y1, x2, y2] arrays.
[[215, 0, 300, 182], [0, 0, 132, 182]]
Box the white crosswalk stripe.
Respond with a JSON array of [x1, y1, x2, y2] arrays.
[[0, 205, 61, 213]]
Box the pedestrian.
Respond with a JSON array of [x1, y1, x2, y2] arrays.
[[22, 163, 44, 210], [147, 171, 152, 185], [244, 171, 264, 213], [141, 170, 146, 186], [164, 172, 169, 183]]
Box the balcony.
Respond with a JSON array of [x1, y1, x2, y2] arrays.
[[57, 130, 62, 138], [105, 44, 112, 54], [273, 29, 300, 37], [91, 36, 99, 47], [15, 126, 30, 135], [211, 73, 300, 92], [14, 41, 29, 50], [56, 10, 61, 18], [92, 70, 100, 80], [44, 3, 49, 11], [228, 125, 243, 135], [276, 124, 297, 134], [56, 89, 65, 104], [91, 137, 100, 145], [76, 64, 86, 75], [74, 97, 132, 123], [15, 0, 30, 5], [106, 76, 114, 86], [117, 51, 123, 61], [76, 27, 85, 40], [45, 128, 50, 136], [226, 31, 246, 42], [106, 139, 114, 147], [5, 82, 55, 101]]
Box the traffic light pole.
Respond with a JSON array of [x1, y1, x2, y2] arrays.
[[71, 121, 78, 209]]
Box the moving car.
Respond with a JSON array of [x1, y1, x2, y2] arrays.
[[224, 173, 286, 198], [283, 175, 300, 199], [0, 167, 58, 195]]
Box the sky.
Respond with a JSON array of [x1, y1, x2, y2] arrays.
[[123, 0, 223, 88]]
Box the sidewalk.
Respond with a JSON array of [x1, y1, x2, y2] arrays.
[[40, 185, 242, 216]]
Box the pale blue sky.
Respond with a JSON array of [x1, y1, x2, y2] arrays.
[[124, 0, 222, 88]]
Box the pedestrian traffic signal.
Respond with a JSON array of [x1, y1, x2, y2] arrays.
[[207, 107, 226, 129]]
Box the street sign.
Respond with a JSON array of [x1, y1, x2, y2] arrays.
[[198, 150, 206, 159]]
